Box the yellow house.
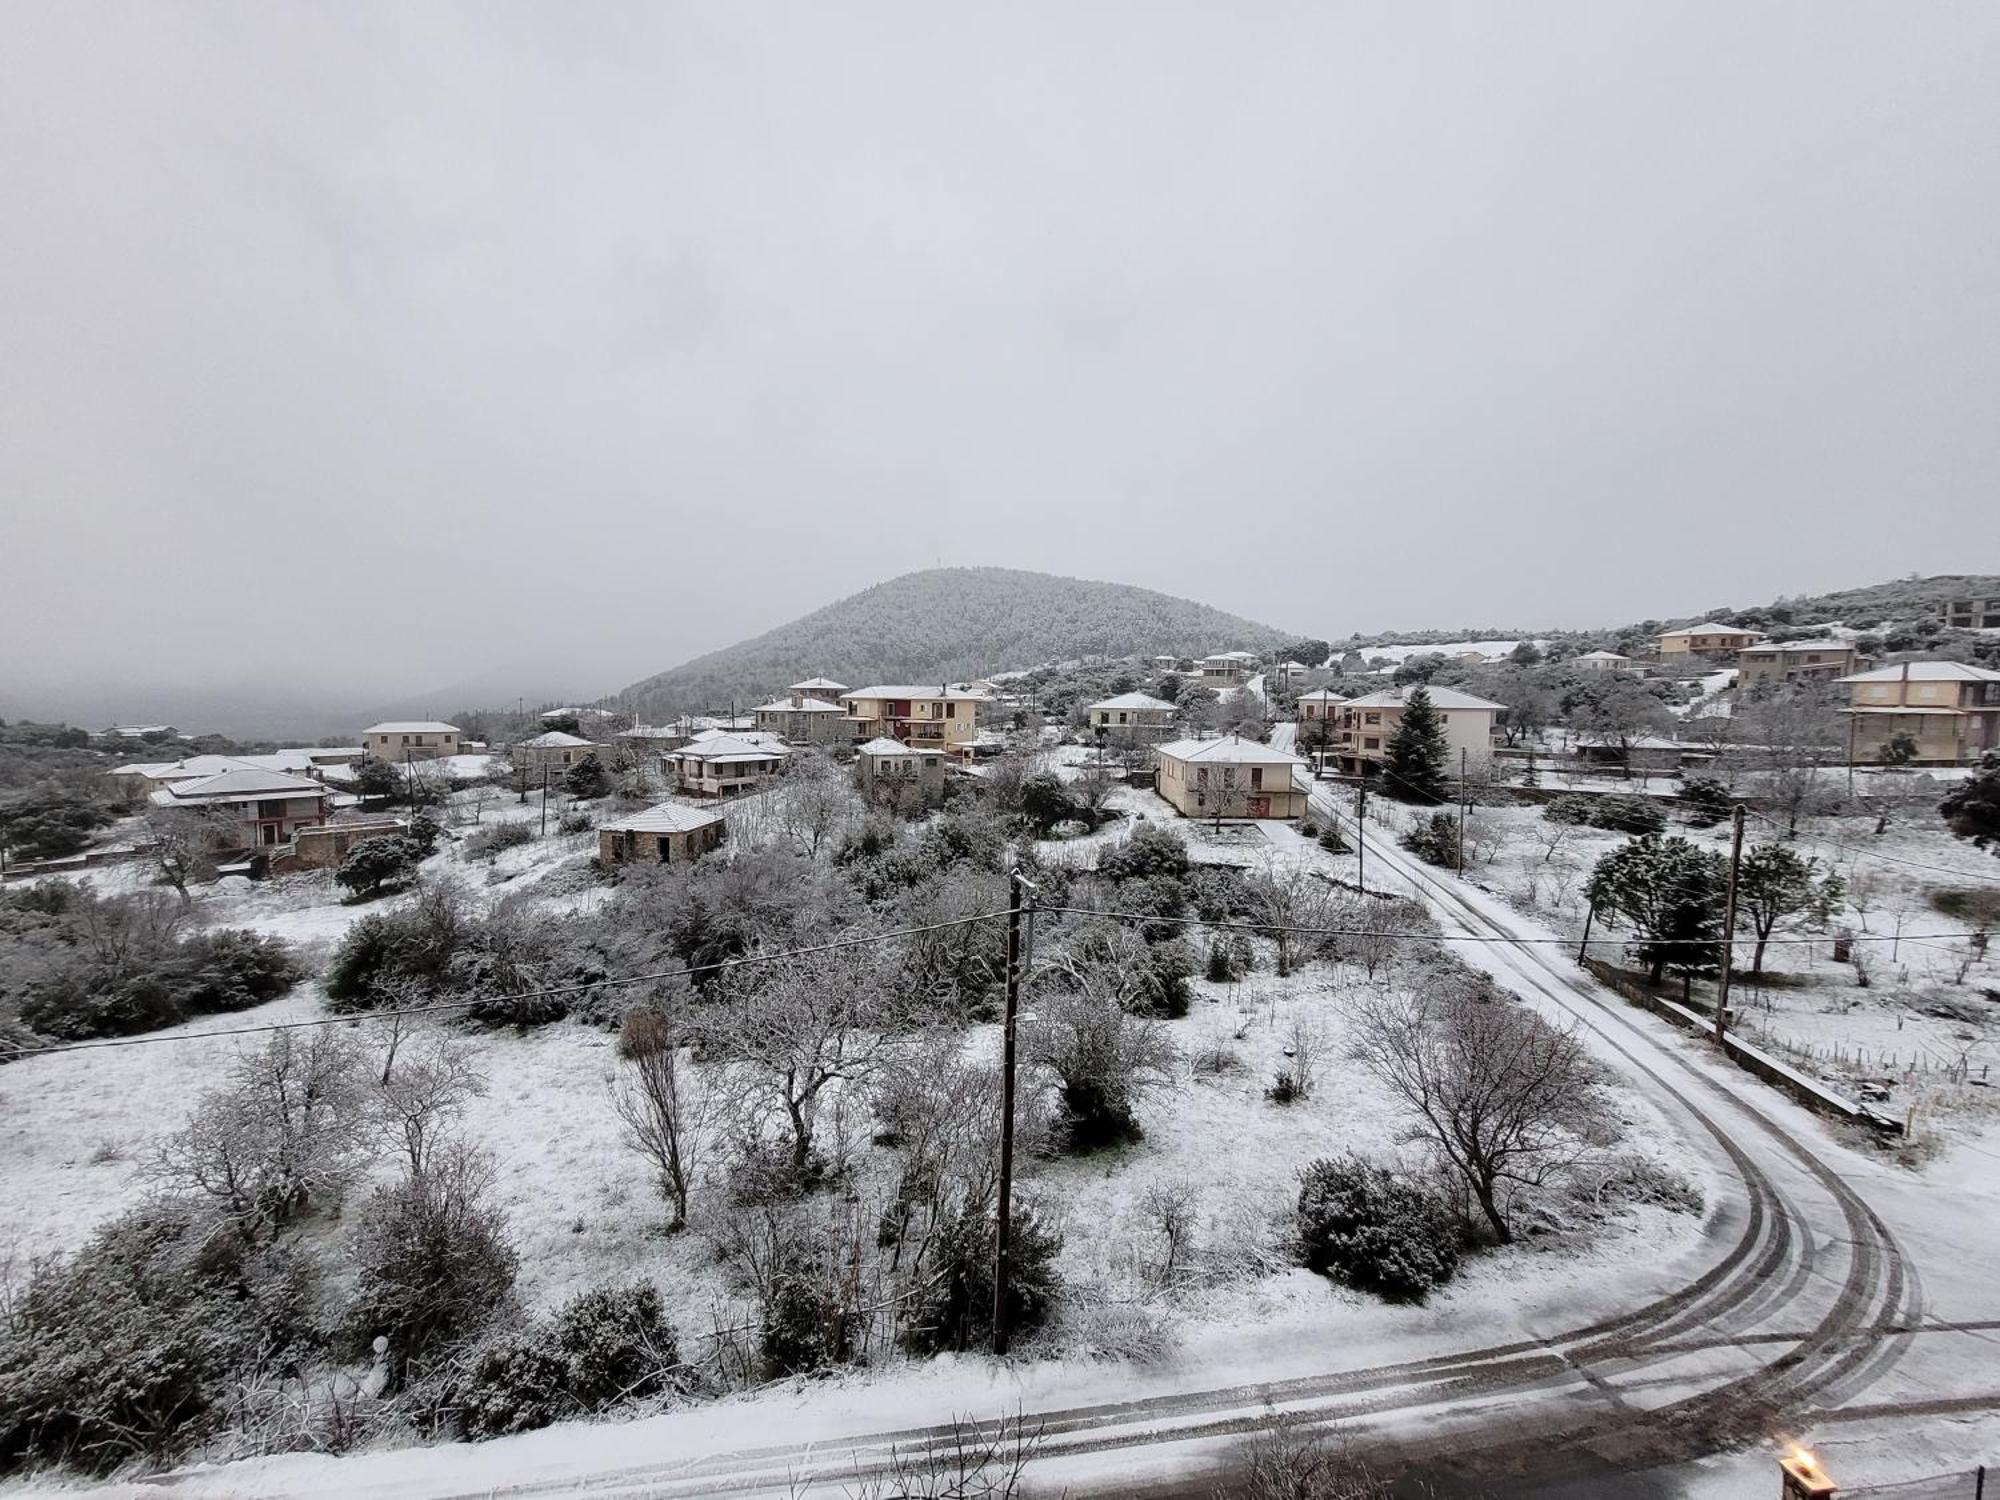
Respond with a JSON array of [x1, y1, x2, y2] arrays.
[[839, 685, 985, 757], [1735, 640, 1862, 690], [1836, 661, 2000, 765], [1154, 736, 1309, 819], [1657, 623, 1763, 658], [362, 721, 463, 762]]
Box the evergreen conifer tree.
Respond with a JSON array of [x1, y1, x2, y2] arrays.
[[1381, 685, 1452, 804]]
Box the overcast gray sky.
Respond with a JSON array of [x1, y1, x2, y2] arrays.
[[4, 2, 1996, 720]]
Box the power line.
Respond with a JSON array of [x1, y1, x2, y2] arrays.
[[1744, 809, 2000, 888]]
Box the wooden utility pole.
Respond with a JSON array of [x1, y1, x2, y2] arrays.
[[1577, 901, 1595, 962], [1456, 748, 1468, 871], [1715, 803, 1747, 1046], [539, 766, 551, 837], [1355, 781, 1367, 894], [993, 867, 1037, 1355]]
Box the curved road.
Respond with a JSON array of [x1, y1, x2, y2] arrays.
[[147, 785, 1944, 1500]]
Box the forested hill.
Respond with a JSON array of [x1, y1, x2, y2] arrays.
[[614, 568, 1292, 718], [1656, 573, 2000, 634]]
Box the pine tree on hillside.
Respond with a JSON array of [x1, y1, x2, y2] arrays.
[[1382, 686, 1452, 805]]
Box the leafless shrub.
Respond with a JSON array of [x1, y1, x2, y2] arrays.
[[1229, 1409, 1393, 1499], [831, 1411, 1045, 1500], [375, 1032, 484, 1179], [614, 1006, 717, 1230], [1141, 1178, 1199, 1286]]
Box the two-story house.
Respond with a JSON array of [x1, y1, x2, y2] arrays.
[[1735, 640, 1864, 690], [664, 734, 789, 796], [855, 737, 951, 810], [1296, 688, 1349, 724], [1836, 661, 2000, 765], [1194, 650, 1259, 687], [1086, 692, 1178, 741], [1937, 597, 2000, 631], [513, 731, 602, 774], [1154, 736, 1309, 820], [1330, 686, 1503, 780], [1656, 624, 1764, 659], [839, 685, 985, 757], [752, 681, 854, 745], [148, 768, 333, 851], [362, 721, 463, 762]]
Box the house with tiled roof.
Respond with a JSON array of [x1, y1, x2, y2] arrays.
[[513, 730, 602, 774], [754, 682, 854, 745], [839, 686, 987, 758], [664, 734, 789, 796], [1153, 736, 1310, 820], [361, 721, 462, 762], [149, 767, 333, 852], [1331, 685, 1504, 780], [1836, 661, 2000, 765], [1086, 691, 1178, 741], [598, 801, 728, 866]]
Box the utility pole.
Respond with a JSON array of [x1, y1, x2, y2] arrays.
[[993, 866, 1037, 1356], [1355, 781, 1367, 894], [1715, 803, 1747, 1046], [1456, 747, 1468, 872], [1577, 901, 1595, 962], [539, 766, 551, 837]]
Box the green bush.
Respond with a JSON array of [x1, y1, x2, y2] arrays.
[[1297, 1156, 1459, 1303], [1590, 795, 1667, 835], [465, 821, 535, 860], [0, 788, 114, 862], [1097, 823, 1191, 884], [1398, 812, 1461, 869], [902, 1201, 1062, 1355], [0, 1205, 324, 1475], [1677, 777, 1733, 828], [337, 835, 424, 898], [1543, 795, 1594, 825], [458, 1284, 679, 1439]]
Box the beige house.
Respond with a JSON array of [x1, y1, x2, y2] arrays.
[[1296, 688, 1349, 724], [1735, 640, 1863, 690], [1195, 650, 1259, 687], [599, 802, 728, 866], [1837, 661, 2000, 765], [1086, 691, 1178, 741], [1572, 650, 1633, 674], [1937, 597, 2000, 631], [1331, 686, 1503, 780], [665, 733, 789, 796], [513, 730, 601, 773], [1154, 736, 1309, 820], [788, 676, 849, 705], [292, 816, 408, 870], [856, 736, 950, 810], [1657, 624, 1764, 658], [752, 687, 853, 744], [110, 748, 358, 799], [362, 721, 462, 761], [149, 768, 333, 852], [840, 686, 985, 757]]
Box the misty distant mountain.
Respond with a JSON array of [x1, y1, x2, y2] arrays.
[[613, 567, 1295, 718]]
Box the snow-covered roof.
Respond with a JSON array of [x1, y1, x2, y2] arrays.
[[1737, 640, 1854, 654], [602, 802, 727, 835], [1199, 650, 1260, 664], [1341, 685, 1506, 713], [858, 737, 949, 757], [672, 734, 790, 763], [1088, 692, 1177, 712], [690, 728, 786, 750], [364, 721, 461, 735], [1296, 688, 1349, 703], [518, 731, 598, 749], [789, 677, 849, 691], [842, 685, 988, 702], [1659, 623, 1760, 638], [1838, 661, 2000, 684], [1574, 650, 1632, 662], [1154, 736, 1307, 766], [115, 750, 354, 780], [155, 768, 330, 803], [755, 698, 845, 713]]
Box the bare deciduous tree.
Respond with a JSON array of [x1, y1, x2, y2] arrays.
[[1242, 860, 1339, 978], [375, 1032, 484, 1178], [1349, 982, 1609, 1243], [153, 1029, 374, 1233], [613, 1005, 716, 1229], [1023, 962, 1177, 1149], [144, 805, 225, 903]]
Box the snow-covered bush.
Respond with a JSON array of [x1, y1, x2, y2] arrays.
[[337, 835, 424, 898], [901, 1201, 1062, 1355], [464, 820, 535, 860], [1295, 1156, 1460, 1303], [344, 1145, 518, 1389], [458, 1284, 679, 1439], [1590, 795, 1667, 835], [0, 1203, 325, 1475], [1398, 812, 1461, 870], [1543, 794, 1594, 825]]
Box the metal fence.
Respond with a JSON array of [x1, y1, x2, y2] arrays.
[[1847, 1465, 1990, 1498]]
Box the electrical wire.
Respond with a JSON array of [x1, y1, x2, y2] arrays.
[[1744, 808, 2000, 888]]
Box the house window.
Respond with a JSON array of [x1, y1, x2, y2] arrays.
[[1364, 737, 1380, 750], [1250, 767, 1263, 790], [1364, 713, 1381, 725]]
